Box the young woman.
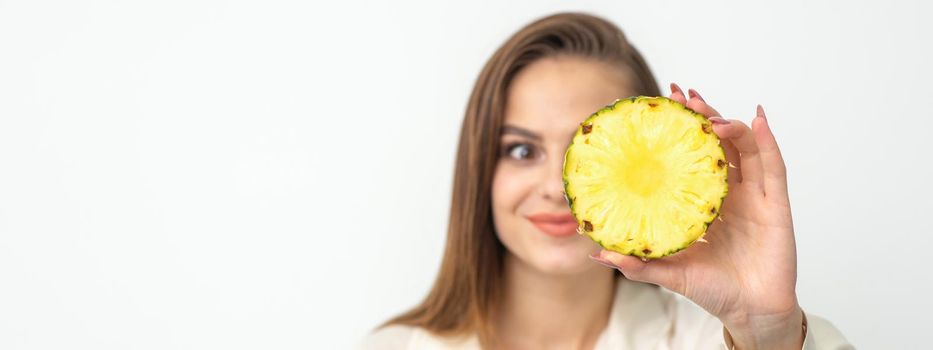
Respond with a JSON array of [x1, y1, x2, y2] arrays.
[[362, 13, 852, 350]]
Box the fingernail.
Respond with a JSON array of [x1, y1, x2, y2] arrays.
[[588, 253, 619, 269], [688, 89, 705, 102], [757, 104, 767, 120], [708, 116, 730, 125], [670, 83, 683, 95]]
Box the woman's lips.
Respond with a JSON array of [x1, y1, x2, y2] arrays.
[[526, 213, 579, 237]]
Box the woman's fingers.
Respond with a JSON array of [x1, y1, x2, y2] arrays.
[[669, 83, 688, 104], [753, 105, 788, 199], [684, 89, 742, 184], [598, 250, 686, 295], [686, 89, 721, 117], [712, 118, 764, 194], [675, 87, 786, 192]]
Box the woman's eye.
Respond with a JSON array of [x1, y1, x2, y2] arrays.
[[504, 143, 536, 161]]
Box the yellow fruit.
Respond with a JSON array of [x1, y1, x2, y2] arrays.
[[563, 96, 728, 259]]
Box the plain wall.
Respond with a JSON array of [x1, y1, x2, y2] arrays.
[[1, 0, 931, 348]]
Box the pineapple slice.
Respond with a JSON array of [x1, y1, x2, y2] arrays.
[[563, 96, 728, 259]]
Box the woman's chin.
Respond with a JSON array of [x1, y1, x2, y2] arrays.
[[525, 240, 603, 275]]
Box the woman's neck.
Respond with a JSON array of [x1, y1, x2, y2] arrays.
[[495, 253, 617, 350]]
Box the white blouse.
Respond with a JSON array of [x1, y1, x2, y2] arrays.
[[359, 278, 853, 349]]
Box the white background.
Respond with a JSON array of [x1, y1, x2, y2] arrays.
[[1, 0, 931, 349]]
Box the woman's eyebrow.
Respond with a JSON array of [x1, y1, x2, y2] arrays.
[[501, 125, 541, 141]]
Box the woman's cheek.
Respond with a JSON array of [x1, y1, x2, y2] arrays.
[[491, 163, 536, 240], [493, 163, 536, 210]]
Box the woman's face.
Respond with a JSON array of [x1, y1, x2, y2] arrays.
[[492, 56, 634, 275]]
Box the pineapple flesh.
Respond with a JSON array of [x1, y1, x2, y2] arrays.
[[563, 96, 728, 259]]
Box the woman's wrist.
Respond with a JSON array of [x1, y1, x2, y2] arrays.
[[723, 307, 806, 350]]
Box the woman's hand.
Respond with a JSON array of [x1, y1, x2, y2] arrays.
[[593, 84, 804, 349]]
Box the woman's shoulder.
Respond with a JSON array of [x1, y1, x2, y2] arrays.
[[356, 324, 480, 350]]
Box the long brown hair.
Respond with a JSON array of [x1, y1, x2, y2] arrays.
[[382, 12, 661, 347]]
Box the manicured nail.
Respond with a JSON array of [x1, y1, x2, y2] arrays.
[[757, 104, 767, 120], [708, 116, 730, 125], [588, 253, 619, 269], [670, 83, 683, 95], [688, 89, 705, 102]]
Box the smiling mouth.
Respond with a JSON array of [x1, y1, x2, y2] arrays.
[[526, 212, 579, 237]]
